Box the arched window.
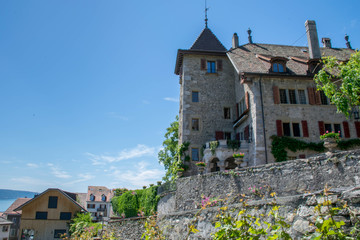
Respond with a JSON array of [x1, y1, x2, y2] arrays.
[[90, 194, 95, 201], [101, 194, 107, 202], [272, 62, 285, 72]]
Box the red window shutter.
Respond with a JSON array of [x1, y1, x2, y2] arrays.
[[217, 60, 223, 71], [244, 126, 249, 140], [201, 59, 206, 70], [318, 121, 325, 135], [236, 103, 239, 118], [301, 120, 309, 137], [273, 86, 280, 104], [276, 120, 283, 137], [245, 92, 250, 109], [299, 154, 306, 159], [236, 133, 240, 140], [315, 89, 321, 105], [343, 121, 350, 138], [307, 87, 315, 105], [355, 122, 360, 137], [215, 131, 224, 140]]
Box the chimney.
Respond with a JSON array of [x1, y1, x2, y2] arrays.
[[232, 33, 239, 48], [247, 28, 253, 44], [305, 20, 321, 59], [322, 38, 332, 48], [345, 34, 352, 49]]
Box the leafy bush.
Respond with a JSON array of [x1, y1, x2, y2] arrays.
[[111, 186, 160, 218], [68, 213, 101, 237]]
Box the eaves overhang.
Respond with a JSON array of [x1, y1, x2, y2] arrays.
[[174, 49, 227, 75]]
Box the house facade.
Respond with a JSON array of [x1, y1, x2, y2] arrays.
[[0, 217, 13, 240], [3, 198, 31, 240], [15, 188, 86, 240], [86, 186, 113, 222], [175, 20, 358, 175]]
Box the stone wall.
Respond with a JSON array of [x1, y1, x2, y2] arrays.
[[107, 217, 145, 240]]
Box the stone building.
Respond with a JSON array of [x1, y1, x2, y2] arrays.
[[175, 20, 358, 175], [86, 186, 113, 222]]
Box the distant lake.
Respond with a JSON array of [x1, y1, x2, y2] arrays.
[[0, 199, 17, 212]]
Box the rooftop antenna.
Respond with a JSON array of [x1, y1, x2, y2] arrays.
[[205, 0, 209, 28]]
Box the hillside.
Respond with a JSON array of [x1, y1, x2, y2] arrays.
[[0, 189, 37, 200]]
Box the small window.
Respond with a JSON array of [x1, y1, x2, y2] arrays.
[[90, 194, 95, 201], [334, 124, 341, 137], [279, 89, 288, 104], [224, 132, 231, 140], [273, 63, 285, 72], [298, 90, 307, 104], [101, 194, 107, 202], [288, 90, 297, 104], [192, 118, 199, 131], [2, 226, 8, 232], [35, 212, 48, 220], [87, 204, 95, 209], [48, 196, 58, 209], [320, 91, 328, 105], [192, 91, 199, 102], [239, 98, 246, 115], [224, 107, 231, 119], [207, 61, 216, 73], [292, 123, 301, 137], [191, 148, 199, 161], [283, 123, 291, 136], [60, 212, 72, 220], [54, 229, 66, 239], [324, 123, 332, 133]]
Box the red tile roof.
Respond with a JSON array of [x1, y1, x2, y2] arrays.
[[4, 198, 32, 215]]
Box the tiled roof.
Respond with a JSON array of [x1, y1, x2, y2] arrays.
[[190, 27, 227, 52], [227, 43, 355, 75], [87, 186, 113, 203], [4, 198, 32, 215]]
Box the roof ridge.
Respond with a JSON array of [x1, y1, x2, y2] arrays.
[[190, 27, 227, 52]]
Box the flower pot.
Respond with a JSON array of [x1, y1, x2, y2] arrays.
[[197, 166, 205, 175], [234, 157, 244, 170], [323, 137, 338, 155], [177, 171, 183, 177]]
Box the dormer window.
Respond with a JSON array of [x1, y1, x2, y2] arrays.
[[272, 62, 285, 72], [90, 194, 95, 201], [101, 194, 107, 202]]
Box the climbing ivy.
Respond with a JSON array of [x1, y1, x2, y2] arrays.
[[271, 136, 360, 162], [271, 136, 324, 162]]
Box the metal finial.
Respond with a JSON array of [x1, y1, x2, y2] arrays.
[[205, 0, 209, 28]]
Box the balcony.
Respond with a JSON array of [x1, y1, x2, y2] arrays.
[[203, 139, 249, 172], [97, 207, 107, 212]]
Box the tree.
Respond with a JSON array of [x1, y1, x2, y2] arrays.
[[158, 116, 181, 181], [314, 51, 360, 118]]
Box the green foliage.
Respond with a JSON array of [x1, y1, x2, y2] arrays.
[[314, 51, 360, 118], [111, 186, 160, 218], [158, 116, 180, 181], [320, 132, 340, 140], [142, 215, 165, 240], [68, 213, 101, 238], [210, 141, 219, 155], [271, 136, 324, 162], [113, 188, 129, 196], [337, 138, 360, 150], [227, 139, 240, 151]]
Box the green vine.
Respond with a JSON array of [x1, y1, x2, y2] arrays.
[[227, 139, 240, 151], [271, 136, 360, 162], [209, 141, 219, 155], [271, 136, 324, 162]]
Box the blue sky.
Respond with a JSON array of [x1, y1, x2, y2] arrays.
[[0, 0, 359, 193]]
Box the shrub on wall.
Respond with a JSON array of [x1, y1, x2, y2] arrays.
[[111, 186, 160, 218]]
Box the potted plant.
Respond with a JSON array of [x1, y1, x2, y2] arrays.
[[157, 181, 162, 186], [143, 186, 147, 189], [177, 168, 184, 177], [320, 131, 340, 155], [195, 162, 206, 174], [233, 152, 245, 170]]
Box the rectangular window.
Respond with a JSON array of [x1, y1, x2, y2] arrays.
[[35, 212, 48, 220], [191, 148, 199, 161], [54, 229, 66, 239], [288, 89, 297, 104], [292, 123, 301, 137], [87, 204, 95, 209], [192, 118, 199, 131], [239, 98, 246, 115], [279, 89, 288, 104], [192, 91, 199, 102], [224, 107, 231, 119], [2, 226, 8, 232], [298, 90, 307, 104], [10, 228, 16, 237], [283, 123, 291, 136], [320, 91, 328, 105], [207, 61, 216, 73], [224, 132, 231, 140], [324, 123, 332, 132], [334, 124, 342, 137], [60, 212, 72, 220], [48, 196, 58, 209]]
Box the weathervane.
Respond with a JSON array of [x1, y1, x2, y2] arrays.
[[205, 0, 209, 28]]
